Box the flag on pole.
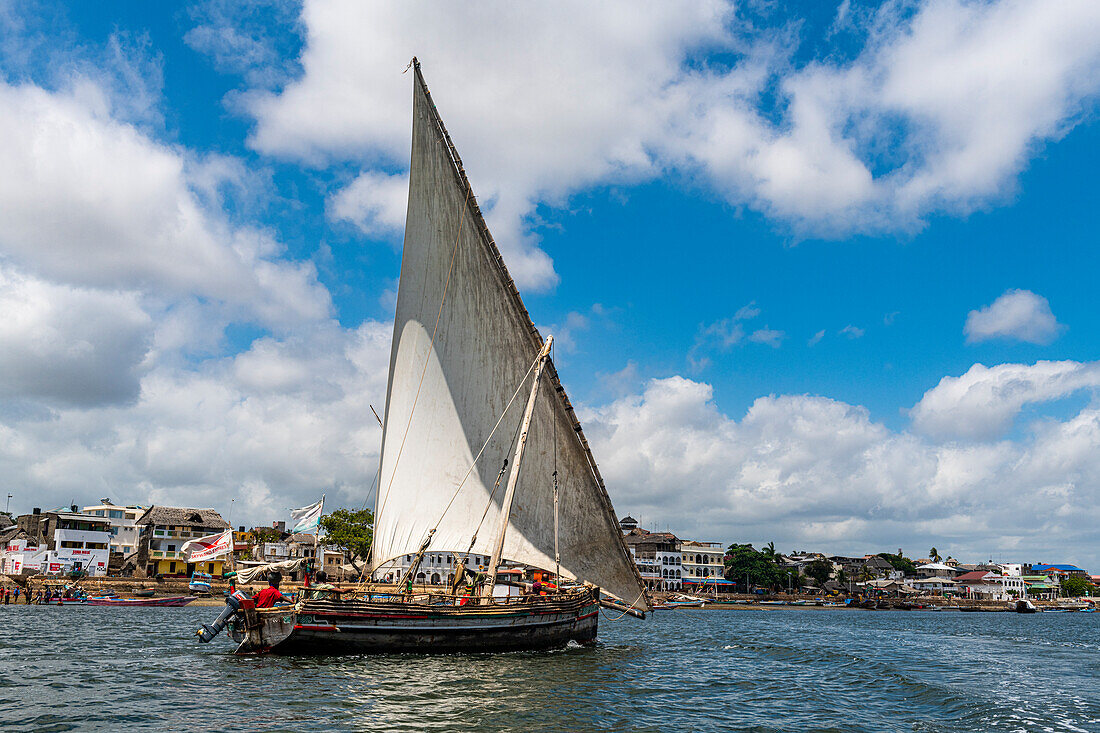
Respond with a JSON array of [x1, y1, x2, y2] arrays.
[[181, 529, 233, 563], [291, 494, 325, 533]]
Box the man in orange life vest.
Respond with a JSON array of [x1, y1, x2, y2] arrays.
[[253, 572, 293, 608]]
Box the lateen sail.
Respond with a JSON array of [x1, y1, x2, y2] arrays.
[[372, 63, 648, 611]]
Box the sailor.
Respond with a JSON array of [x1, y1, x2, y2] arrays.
[[252, 572, 293, 608], [305, 571, 338, 600]]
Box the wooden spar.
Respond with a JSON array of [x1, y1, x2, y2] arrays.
[[483, 335, 554, 596], [553, 472, 561, 586]]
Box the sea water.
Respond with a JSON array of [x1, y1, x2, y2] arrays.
[[1, 604, 1098, 732]]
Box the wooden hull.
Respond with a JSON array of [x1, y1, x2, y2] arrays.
[[228, 587, 601, 655], [88, 596, 197, 607]]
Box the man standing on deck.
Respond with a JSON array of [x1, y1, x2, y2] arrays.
[[253, 572, 293, 608]]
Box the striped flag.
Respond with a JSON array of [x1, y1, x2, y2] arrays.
[[291, 495, 325, 533]]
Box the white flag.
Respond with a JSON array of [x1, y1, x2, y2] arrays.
[[181, 529, 233, 563], [291, 495, 325, 533]]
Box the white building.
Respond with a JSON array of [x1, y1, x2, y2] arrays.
[[909, 577, 957, 595], [374, 551, 495, 585], [622, 529, 682, 591], [681, 541, 725, 583], [80, 500, 144, 556], [0, 533, 47, 575]]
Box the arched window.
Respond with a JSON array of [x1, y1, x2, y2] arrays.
[[431, 573, 441, 584]]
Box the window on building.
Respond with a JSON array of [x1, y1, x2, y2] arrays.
[[60, 541, 83, 549], [169, 562, 177, 573], [86, 542, 108, 550], [108, 510, 123, 519]]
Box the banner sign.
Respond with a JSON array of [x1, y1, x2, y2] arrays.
[[181, 530, 233, 562]]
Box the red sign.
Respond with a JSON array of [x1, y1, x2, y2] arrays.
[[49, 563, 61, 572]]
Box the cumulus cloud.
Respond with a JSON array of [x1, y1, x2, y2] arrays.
[[222, 0, 1100, 286], [0, 267, 152, 406], [0, 79, 331, 330], [910, 360, 1100, 440], [327, 171, 409, 237], [586, 373, 1100, 567], [964, 288, 1064, 344], [0, 321, 392, 519]]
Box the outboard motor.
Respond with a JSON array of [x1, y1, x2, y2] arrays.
[[197, 590, 251, 643]]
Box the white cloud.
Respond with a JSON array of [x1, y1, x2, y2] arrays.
[[910, 360, 1100, 440], [0, 267, 152, 406], [964, 288, 1064, 344], [749, 326, 785, 348], [586, 373, 1100, 567], [808, 329, 825, 346], [225, 0, 1100, 283], [840, 325, 865, 339], [327, 171, 409, 237], [0, 321, 392, 520], [0, 79, 331, 330]]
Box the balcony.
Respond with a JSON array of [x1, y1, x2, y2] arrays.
[[151, 550, 185, 560]]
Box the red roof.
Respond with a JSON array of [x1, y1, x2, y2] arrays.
[[954, 571, 995, 583]]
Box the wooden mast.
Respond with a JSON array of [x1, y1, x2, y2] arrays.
[[483, 336, 554, 597]]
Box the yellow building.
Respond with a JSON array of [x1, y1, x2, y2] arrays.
[[135, 506, 230, 577]]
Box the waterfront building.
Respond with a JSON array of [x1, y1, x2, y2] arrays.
[[1022, 575, 1059, 600], [373, 551, 495, 585], [680, 540, 725, 582], [135, 506, 230, 577], [622, 528, 682, 591], [1030, 564, 1089, 580], [14, 507, 111, 576], [0, 527, 46, 575], [321, 546, 350, 579], [914, 562, 959, 579], [79, 500, 144, 557], [953, 571, 1026, 600], [909, 577, 957, 595]]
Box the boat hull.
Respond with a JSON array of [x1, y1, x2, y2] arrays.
[[88, 596, 197, 607], [228, 588, 601, 655]]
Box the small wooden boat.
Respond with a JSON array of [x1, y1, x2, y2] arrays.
[[189, 572, 213, 595], [89, 595, 197, 607], [132, 588, 156, 598]]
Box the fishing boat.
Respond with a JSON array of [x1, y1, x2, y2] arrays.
[[196, 59, 649, 655], [89, 595, 197, 607], [189, 572, 213, 595]]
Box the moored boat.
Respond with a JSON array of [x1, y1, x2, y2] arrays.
[[90, 595, 197, 607], [189, 572, 213, 595], [1015, 599, 1039, 613]]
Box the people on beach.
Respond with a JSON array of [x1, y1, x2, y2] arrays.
[[252, 572, 293, 608]]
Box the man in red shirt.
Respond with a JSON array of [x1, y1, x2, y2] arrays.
[[253, 572, 293, 608]]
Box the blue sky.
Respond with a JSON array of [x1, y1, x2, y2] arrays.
[[2, 1, 1099, 567]]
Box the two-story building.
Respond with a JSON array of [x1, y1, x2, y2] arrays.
[[135, 506, 230, 577], [0, 526, 46, 575], [680, 540, 725, 581], [15, 508, 112, 576], [374, 551, 495, 585]]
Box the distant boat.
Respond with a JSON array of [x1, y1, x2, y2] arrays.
[[189, 572, 213, 595], [1015, 599, 1038, 614], [89, 596, 196, 607], [132, 587, 156, 598]]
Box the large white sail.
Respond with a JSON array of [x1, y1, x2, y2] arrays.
[[372, 63, 648, 610]]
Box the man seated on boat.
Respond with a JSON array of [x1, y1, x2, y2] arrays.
[[252, 572, 294, 608], [304, 571, 339, 600]]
